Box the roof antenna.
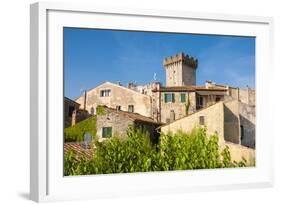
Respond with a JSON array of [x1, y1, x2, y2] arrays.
[[153, 72, 157, 81], [79, 84, 85, 93]]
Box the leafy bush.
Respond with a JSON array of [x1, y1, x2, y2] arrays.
[[64, 116, 96, 142], [92, 126, 156, 174], [64, 127, 247, 176], [64, 150, 94, 176], [156, 128, 222, 170]]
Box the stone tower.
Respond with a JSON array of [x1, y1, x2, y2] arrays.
[[163, 52, 198, 86]]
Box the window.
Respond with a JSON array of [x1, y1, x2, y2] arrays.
[[180, 93, 186, 103], [240, 125, 244, 141], [128, 105, 134, 112], [100, 89, 111, 97], [102, 127, 112, 138], [196, 95, 204, 109], [199, 116, 205, 125], [116, 105, 121, 111], [90, 107, 95, 115], [170, 110, 175, 121], [164, 93, 175, 103], [68, 106, 75, 117]]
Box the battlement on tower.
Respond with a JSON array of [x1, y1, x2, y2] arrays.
[[163, 52, 198, 69]]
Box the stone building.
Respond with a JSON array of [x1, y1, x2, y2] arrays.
[[160, 99, 255, 165], [64, 97, 91, 128], [150, 53, 255, 125], [96, 106, 162, 143], [75, 81, 152, 118], [71, 51, 255, 149], [151, 82, 228, 123], [64, 97, 80, 128], [163, 52, 198, 86]]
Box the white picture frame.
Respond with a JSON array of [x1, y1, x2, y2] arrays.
[[30, 2, 274, 202]]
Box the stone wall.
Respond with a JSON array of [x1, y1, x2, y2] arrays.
[[238, 88, 255, 106], [76, 82, 152, 118], [71, 109, 90, 126], [239, 102, 255, 148], [182, 64, 196, 85], [96, 107, 160, 143], [159, 91, 196, 123], [96, 109, 134, 141], [64, 97, 80, 128], [228, 87, 239, 100], [223, 100, 240, 144], [163, 53, 197, 86], [188, 92, 197, 114]]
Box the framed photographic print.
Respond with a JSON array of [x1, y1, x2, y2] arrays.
[[30, 2, 274, 202]]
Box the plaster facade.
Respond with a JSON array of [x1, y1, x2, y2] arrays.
[[76, 82, 152, 118], [161, 99, 255, 148]]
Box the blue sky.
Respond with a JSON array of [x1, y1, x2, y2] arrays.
[[64, 28, 255, 99]]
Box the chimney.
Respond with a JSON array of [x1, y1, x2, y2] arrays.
[[205, 80, 215, 88], [83, 90, 87, 110]]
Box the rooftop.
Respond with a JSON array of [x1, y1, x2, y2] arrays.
[[64, 96, 80, 105], [154, 85, 227, 92], [100, 105, 163, 125], [64, 142, 93, 161]]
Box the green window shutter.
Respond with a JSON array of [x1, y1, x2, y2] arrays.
[[180, 93, 186, 102], [164, 93, 167, 103], [102, 127, 112, 138], [108, 127, 112, 137]]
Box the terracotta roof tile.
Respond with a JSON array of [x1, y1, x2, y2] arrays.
[[64, 142, 93, 161]]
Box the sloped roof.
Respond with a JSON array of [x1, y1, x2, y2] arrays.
[[101, 105, 163, 125], [64, 142, 93, 161], [75, 81, 151, 101], [64, 96, 80, 105]]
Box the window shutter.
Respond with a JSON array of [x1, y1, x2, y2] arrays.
[[103, 127, 112, 138], [164, 93, 167, 103], [172, 93, 175, 102], [108, 127, 112, 137], [180, 93, 186, 102]]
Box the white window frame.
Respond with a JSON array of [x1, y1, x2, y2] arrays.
[[100, 89, 111, 97]]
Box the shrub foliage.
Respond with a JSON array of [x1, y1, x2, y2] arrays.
[[64, 116, 96, 142], [64, 127, 247, 176]]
